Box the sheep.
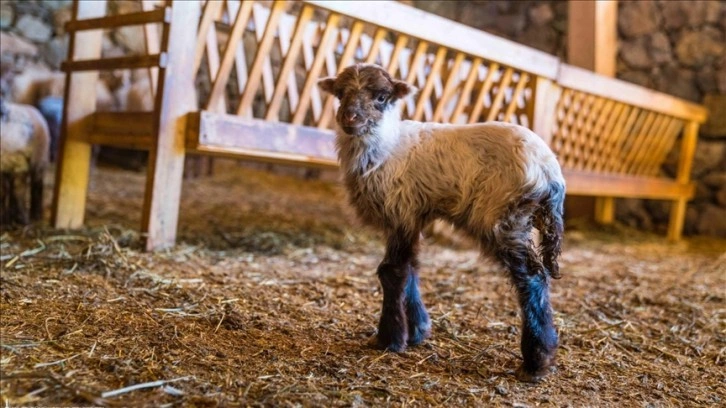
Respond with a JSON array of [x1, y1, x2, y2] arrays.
[[318, 63, 565, 382], [0, 98, 50, 225]]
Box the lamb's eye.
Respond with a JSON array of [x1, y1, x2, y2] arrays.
[[376, 93, 388, 103]]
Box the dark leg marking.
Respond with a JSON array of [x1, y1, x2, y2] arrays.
[[494, 212, 558, 382], [404, 264, 431, 346], [30, 168, 43, 222], [373, 229, 419, 352]]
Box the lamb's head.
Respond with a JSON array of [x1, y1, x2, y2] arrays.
[[318, 63, 414, 137]]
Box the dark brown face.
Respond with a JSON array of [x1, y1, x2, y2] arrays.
[[319, 64, 414, 136]]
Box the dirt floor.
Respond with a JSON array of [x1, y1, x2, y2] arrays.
[[1, 160, 725, 407]]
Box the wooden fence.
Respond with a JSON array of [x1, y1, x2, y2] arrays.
[[52, 0, 709, 250]]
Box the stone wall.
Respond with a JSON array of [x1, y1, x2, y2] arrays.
[[408, 0, 726, 237]]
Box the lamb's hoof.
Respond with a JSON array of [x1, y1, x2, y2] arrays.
[[515, 364, 554, 383], [407, 324, 431, 346], [367, 334, 407, 353]]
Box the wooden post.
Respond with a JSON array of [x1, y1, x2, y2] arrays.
[[531, 76, 561, 146], [141, 0, 200, 251], [51, 0, 107, 228], [667, 121, 699, 242], [567, 0, 618, 223]]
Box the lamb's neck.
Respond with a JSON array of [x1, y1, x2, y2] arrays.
[[337, 113, 402, 178]]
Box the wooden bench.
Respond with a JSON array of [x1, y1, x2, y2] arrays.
[[52, 0, 708, 250]]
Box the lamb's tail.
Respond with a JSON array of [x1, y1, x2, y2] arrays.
[[534, 181, 565, 279]]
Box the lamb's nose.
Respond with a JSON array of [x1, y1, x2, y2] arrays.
[[344, 111, 357, 124]]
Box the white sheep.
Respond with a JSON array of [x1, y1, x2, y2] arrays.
[[319, 63, 566, 382], [1, 99, 50, 224]]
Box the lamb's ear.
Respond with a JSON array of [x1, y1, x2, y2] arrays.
[[318, 77, 336, 95], [392, 79, 416, 100]]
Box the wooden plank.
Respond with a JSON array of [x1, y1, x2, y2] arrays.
[[65, 6, 170, 31], [190, 111, 338, 165], [531, 76, 560, 145], [563, 170, 694, 200], [61, 53, 167, 71], [468, 63, 499, 124], [305, 0, 560, 79], [318, 21, 364, 129], [251, 3, 277, 104], [205, 0, 253, 112], [558, 64, 708, 122], [292, 13, 340, 125], [413, 47, 447, 121], [91, 112, 155, 136], [266, 6, 314, 121], [142, 0, 201, 251], [52, 0, 107, 229], [594, 197, 615, 224], [567, 0, 617, 77]]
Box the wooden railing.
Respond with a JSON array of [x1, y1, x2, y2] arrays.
[[53, 0, 709, 250]]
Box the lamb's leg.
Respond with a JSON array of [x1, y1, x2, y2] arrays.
[[494, 222, 558, 382], [30, 168, 44, 222], [8, 174, 28, 225], [372, 229, 418, 352], [404, 263, 431, 346]]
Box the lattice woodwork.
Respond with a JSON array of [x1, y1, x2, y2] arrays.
[[194, 0, 535, 129], [551, 88, 685, 177]]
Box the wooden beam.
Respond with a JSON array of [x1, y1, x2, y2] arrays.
[[86, 112, 155, 149], [563, 170, 694, 200], [567, 0, 617, 77], [52, 0, 107, 229], [141, 1, 201, 251], [65, 7, 170, 31], [61, 53, 167, 72], [306, 0, 560, 79], [667, 121, 700, 241], [189, 111, 338, 166]]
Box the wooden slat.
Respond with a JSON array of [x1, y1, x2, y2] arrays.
[[292, 13, 340, 125], [558, 64, 708, 122], [628, 114, 669, 175], [450, 57, 481, 124], [387, 34, 408, 76], [61, 53, 167, 71], [189, 111, 338, 167], [318, 21, 364, 129], [603, 105, 639, 173], [205, 0, 253, 111], [365, 28, 387, 64], [563, 170, 694, 200], [467, 63, 499, 124], [413, 47, 447, 121], [52, 0, 107, 229], [306, 0, 560, 78], [620, 111, 656, 174], [193, 0, 223, 74], [251, 3, 277, 104], [237, 1, 286, 116], [91, 112, 155, 136], [647, 119, 683, 177], [65, 7, 170, 31], [266, 6, 314, 121], [503, 72, 529, 122], [432, 52, 464, 122], [485, 67, 513, 122]]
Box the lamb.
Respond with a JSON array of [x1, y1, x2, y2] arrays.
[[0, 99, 50, 225], [318, 63, 566, 382]]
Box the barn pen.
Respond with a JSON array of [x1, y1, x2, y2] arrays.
[[1, 0, 725, 406]]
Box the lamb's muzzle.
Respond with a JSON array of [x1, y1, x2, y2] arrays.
[[319, 63, 566, 383]]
